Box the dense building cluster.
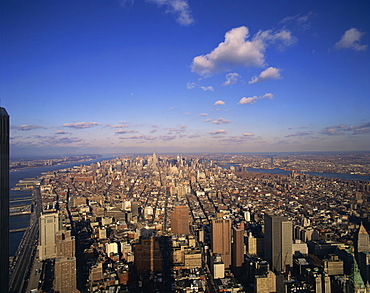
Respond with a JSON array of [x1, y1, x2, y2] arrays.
[[27, 153, 370, 292]]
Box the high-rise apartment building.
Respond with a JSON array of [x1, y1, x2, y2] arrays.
[[171, 205, 190, 235], [0, 107, 9, 293], [211, 218, 232, 268], [264, 213, 293, 273], [55, 257, 78, 293], [39, 212, 61, 260], [55, 229, 78, 293]]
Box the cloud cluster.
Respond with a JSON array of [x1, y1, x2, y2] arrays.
[[110, 123, 130, 128], [249, 67, 282, 84], [120, 135, 156, 140], [320, 122, 370, 135], [12, 124, 46, 131], [209, 129, 227, 135], [223, 73, 241, 86], [166, 125, 187, 134], [238, 93, 273, 105], [200, 86, 214, 91], [219, 133, 256, 143], [280, 12, 314, 30], [212, 118, 230, 124], [62, 122, 101, 129], [187, 82, 214, 91], [285, 131, 314, 137], [191, 26, 295, 75], [54, 130, 70, 135], [115, 129, 139, 134], [335, 28, 367, 51], [148, 0, 194, 26]]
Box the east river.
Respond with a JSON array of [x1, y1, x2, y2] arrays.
[[9, 159, 370, 256]]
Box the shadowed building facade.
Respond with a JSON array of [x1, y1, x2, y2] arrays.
[[232, 225, 245, 268], [264, 213, 293, 273], [0, 107, 9, 293], [134, 237, 162, 275]]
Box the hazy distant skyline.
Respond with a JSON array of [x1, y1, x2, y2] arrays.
[[1, 0, 369, 157]]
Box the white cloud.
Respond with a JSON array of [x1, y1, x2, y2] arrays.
[[187, 82, 197, 89], [62, 122, 101, 129], [54, 130, 70, 135], [160, 135, 177, 141], [13, 124, 46, 131], [262, 93, 273, 99], [191, 26, 294, 75], [200, 113, 209, 116], [209, 129, 227, 135], [223, 73, 241, 86], [238, 97, 257, 105], [335, 28, 367, 51], [320, 122, 370, 136], [285, 131, 313, 137], [204, 119, 212, 122], [243, 133, 254, 136], [118, 0, 134, 7], [192, 26, 265, 75], [111, 123, 130, 128], [148, 0, 194, 26], [120, 135, 156, 140], [212, 118, 230, 124], [238, 93, 273, 105], [115, 129, 139, 134], [200, 86, 214, 91], [214, 100, 225, 106], [249, 67, 282, 84], [280, 12, 314, 30], [254, 29, 296, 48]]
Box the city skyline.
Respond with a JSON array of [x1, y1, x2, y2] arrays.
[[1, 0, 369, 157]]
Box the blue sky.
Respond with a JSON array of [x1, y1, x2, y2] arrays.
[[1, 0, 369, 157]]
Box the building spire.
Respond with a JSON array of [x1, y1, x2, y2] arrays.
[[349, 256, 366, 290]]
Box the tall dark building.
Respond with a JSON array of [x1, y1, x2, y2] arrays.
[[232, 225, 245, 268], [171, 205, 190, 235], [0, 107, 9, 292], [211, 218, 232, 268], [264, 213, 292, 273], [134, 237, 162, 275]]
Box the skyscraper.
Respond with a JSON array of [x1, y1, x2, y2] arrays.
[[171, 205, 190, 235], [0, 107, 9, 292], [264, 213, 293, 273], [211, 218, 232, 268], [355, 222, 370, 255], [232, 225, 245, 268]]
